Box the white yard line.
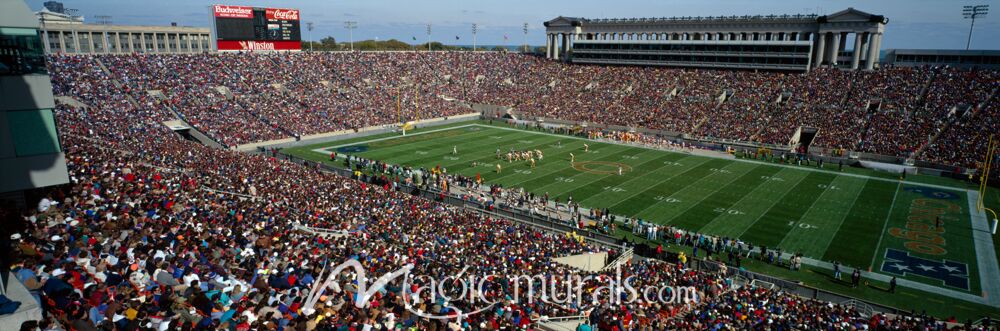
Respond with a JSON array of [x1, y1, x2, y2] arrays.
[[868, 181, 902, 270], [813, 177, 869, 256], [577, 156, 707, 206], [732, 170, 814, 239], [629, 161, 749, 218], [698, 167, 800, 235]]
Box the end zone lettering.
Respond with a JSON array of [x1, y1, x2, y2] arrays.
[[888, 198, 960, 255]]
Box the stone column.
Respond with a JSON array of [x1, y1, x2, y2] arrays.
[[561, 33, 569, 59], [152, 34, 159, 53], [552, 34, 558, 59], [813, 32, 826, 68], [128, 33, 135, 53], [545, 34, 551, 58], [72, 30, 81, 53], [865, 33, 880, 70], [872, 33, 882, 67], [851, 33, 863, 70], [41, 29, 51, 53], [58, 31, 66, 53], [828, 32, 841, 66], [857, 32, 869, 62], [88, 32, 96, 54]]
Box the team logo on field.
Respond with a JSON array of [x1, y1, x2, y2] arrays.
[[880, 248, 969, 290], [337, 145, 369, 153], [903, 186, 960, 200]]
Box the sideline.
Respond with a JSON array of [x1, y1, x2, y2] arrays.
[[967, 191, 1000, 307]]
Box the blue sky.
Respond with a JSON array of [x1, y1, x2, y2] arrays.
[[27, 0, 1000, 49]]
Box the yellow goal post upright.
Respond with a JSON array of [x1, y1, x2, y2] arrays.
[[978, 134, 998, 234], [392, 86, 415, 135]]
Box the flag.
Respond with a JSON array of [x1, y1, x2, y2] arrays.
[[455, 36, 460, 40], [412, 36, 416, 41]]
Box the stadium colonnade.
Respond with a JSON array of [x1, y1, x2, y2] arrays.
[[545, 8, 887, 71]]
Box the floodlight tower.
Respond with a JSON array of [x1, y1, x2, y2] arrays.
[[522, 23, 529, 53], [344, 21, 358, 51], [306, 22, 314, 51], [963, 5, 989, 50], [472, 23, 478, 51]]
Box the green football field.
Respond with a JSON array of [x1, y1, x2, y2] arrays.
[[289, 122, 995, 298]]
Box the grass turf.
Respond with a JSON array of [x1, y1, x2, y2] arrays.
[[284, 121, 999, 320]]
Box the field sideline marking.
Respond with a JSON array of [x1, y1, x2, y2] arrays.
[[867, 181, 902, 270], [967, 190, 1000, 307]]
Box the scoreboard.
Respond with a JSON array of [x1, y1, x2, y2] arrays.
[[210, 5, 301, 51]]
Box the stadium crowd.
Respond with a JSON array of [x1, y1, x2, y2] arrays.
[[51, 52, 999, 169], [3, 52, 997, 330]]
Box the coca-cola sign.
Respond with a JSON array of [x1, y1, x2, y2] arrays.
[[213, 5, 253, 18], [266, 8, 300, 21], [217, 40, 301, 51]]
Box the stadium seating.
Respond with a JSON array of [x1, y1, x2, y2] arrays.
[[6, 52, 995, 330]]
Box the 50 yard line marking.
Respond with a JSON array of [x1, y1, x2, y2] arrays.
[[868, 181, 902, 270]]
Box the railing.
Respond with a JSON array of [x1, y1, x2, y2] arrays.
[[841, 299, 875, 318], [601, 246, 634, 272], [537, 315, 589, 331], [293, 224, 349, 239]]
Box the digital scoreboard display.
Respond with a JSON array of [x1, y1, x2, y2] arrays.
[[211, 5, 301, 51]]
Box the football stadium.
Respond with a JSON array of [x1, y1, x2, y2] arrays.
[[1, 0, 999, 330]]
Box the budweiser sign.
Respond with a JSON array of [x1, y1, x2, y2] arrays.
[[213, 5, 253, 18], [217, 40, 301, 51], [266, 8, 300, 21]]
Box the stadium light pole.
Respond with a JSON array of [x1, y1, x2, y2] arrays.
[[306, 22, 314, 52], [344, 21, 357, 51], [472, 23, 477, 51], [522, 23, 528, 53], [963, 5, 989, 50], [426, 24, 432, 52]]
